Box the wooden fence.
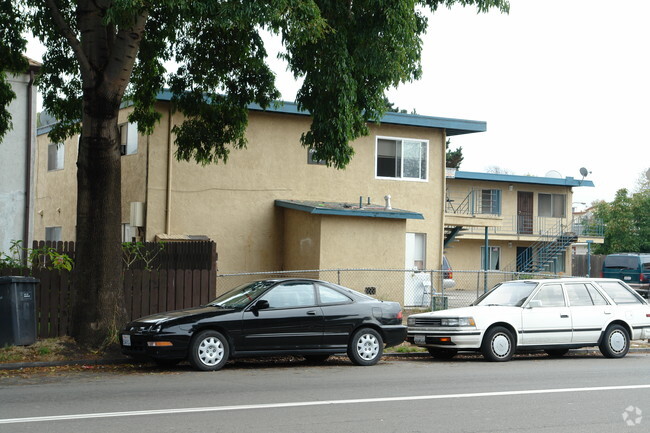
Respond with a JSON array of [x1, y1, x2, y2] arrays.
[[0, 240, 217, 339], [572, 254, 605, 278]]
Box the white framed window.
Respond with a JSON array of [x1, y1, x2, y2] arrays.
[[119, 121, 138, 155], [307, 148, 326, 165], [121, 223, 134, 242], [538, 193, 566, 218], [376, 137, 428, 181], [481, 246, 501, 270], [480, 189, 501, 215], [45, 226, 62, 242], [47, 143, 64, 171]]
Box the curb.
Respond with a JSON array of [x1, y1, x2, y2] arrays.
[[2, 348, 649, 371]]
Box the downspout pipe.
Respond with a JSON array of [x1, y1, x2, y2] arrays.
[[23, 69, 35, 253], [165, 103, 173, 234]]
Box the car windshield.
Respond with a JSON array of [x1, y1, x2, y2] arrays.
[[472, 281, 539, 307], [207, 280, 276, 309]]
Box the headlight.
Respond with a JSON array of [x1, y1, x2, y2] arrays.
[[407, 317, 416, 326], [440, 317, 475, 327]]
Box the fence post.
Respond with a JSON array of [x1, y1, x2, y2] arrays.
[[337, 270, 341, 285]]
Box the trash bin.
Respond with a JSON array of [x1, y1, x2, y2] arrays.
[[0, 276, 38, 346], [432, 295, 448, 311]]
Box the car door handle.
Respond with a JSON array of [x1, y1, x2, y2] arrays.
[[306, 310, 316, 316], [560, 314, 569, 318], [604, 311, 612, 314]]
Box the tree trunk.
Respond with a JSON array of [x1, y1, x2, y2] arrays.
[[70, 94, 127, 348]]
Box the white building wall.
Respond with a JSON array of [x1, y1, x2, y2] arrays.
[[0, 72, 37, 254]]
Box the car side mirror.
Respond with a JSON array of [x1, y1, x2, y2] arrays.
[[253, 299, 269, 311], [527, 299, 542, 308]]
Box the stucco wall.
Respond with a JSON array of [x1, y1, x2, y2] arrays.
[[282, 209, 321, 270]]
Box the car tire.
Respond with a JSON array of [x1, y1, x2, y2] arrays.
[[153, 358, 183, 367], [427, 348, 458, 359], [599, 324, 630, 358], [481, 326, 515, 362], [545, 349, 569, 358], [348, 328, 383, 366], [304, 354, 330, 363], [189, 330, 230, 371]]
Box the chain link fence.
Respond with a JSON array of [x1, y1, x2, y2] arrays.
[[216, 269, 561, 312]]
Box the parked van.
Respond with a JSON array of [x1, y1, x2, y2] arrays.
[[602, 253, 650, 296]]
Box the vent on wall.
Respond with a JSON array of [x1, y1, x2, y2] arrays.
[[130, 202, 144, 227]]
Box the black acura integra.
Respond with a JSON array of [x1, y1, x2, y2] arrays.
[[120, 279, 406, 371]]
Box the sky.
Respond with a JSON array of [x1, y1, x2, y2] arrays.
[[25, 0, 649, 207]]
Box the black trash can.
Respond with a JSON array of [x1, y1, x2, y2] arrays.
[[0, 276, 38, 346]]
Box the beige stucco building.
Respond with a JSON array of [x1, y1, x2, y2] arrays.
[[444, 170, 604, 290], [34, 95, 487, 283]]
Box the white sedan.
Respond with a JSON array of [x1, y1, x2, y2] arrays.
[[406, 278, 650, 361]]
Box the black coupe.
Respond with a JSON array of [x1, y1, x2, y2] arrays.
[[120, 278, 406, 371]]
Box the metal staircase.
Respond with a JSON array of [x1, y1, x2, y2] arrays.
[[503, 219, 578, 274]]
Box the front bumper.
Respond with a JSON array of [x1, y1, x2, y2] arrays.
[[407, 327, 482, 349], [120, 332, 190, 360]]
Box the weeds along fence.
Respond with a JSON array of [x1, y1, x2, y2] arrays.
[[216, 269, 562, 311], [0, 240, 217, 339]]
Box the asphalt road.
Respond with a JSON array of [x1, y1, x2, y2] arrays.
[[1, 352, 649, 433]]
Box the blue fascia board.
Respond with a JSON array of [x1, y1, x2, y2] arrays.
[[453, 170, 595, 188], [38, 91, 486, 137], [275, 200, 424, 220]]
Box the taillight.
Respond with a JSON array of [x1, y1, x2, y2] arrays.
[[396, 310, 403, 320], [641, 274, 647, 283]]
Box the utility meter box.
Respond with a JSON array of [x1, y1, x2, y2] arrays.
[[0, 276, 38, 346]]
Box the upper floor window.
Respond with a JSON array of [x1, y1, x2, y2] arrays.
[[376, 137, 427, 180], [538, 193, 566, 218], [47, 143, 64, 171], [480, 189, 501, 215], [119, 121, 138, 156], [307, 148, 326, 165]]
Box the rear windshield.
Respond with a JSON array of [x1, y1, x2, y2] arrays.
[[597, 281, 644, 304], [604, 256, 638, 270]]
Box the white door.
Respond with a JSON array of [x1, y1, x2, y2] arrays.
[[404, 233, 428, 307], [521, 283, 572, 345]]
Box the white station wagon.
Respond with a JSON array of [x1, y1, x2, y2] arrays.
[[407, 278, 650, 361]]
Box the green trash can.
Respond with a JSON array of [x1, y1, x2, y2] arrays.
[[0, 276, 38, 346], [432, 295, 448, 311]]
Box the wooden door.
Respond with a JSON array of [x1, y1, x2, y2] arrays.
[[517, 191, 533, 234]]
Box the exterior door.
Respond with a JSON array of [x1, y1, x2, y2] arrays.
[[521, 283, 572, 345], [241, 282, 323, 351], [517, 191, 534, 234]]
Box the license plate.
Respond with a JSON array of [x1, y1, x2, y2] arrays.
[[414, 334, 426, 344], [624, 276, 631, 280], [122, 334, 131, 346]]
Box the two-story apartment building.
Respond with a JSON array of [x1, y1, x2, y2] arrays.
[[34, 93, 488, 289], [444, 170, 604, 287]]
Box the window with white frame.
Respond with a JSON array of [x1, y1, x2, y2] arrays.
[[47, 143, 64, 171], [406, 233, 426, 270], [307, 148, 326, 165], [122, 223, 134, 242], [119, 121, 138, 155], [538, 193, 566, 218], [480, 189, 501, 215], [376, 137, 427, 180], [481, 246, 501, 270], [45, 226, 62, 242]]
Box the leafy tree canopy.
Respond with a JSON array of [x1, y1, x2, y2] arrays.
[[445, 138, 463, 168], [593, 188, 650, 254]]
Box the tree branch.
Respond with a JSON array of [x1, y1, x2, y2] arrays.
[[104, 10, 149, 95], [44, 0, 94, 82]]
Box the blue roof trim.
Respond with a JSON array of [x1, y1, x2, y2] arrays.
[[275, 200, 424, 220], [157, 91, 485, 136], [38, 91, 486, 137], [453, 170, 595, 188]]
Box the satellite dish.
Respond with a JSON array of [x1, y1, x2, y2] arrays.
[[579, 167, 589, 177], [545, 170, 563, 179]]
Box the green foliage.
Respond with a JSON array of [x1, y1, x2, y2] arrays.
[[122, 241, 165, 271], [445, 139, 463, 169], [593, 189, 650, 254], [0, 240, 74, 272]]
